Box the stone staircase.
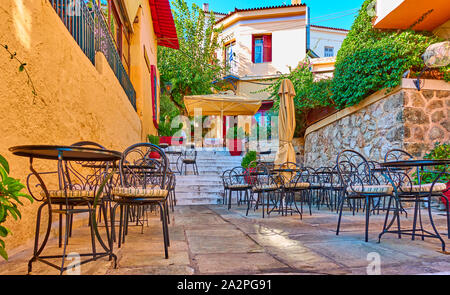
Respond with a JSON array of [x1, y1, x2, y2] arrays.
[[174, 149, 243, 205]]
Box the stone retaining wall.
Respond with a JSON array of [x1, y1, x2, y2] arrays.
[[303, 82, 450, 168]]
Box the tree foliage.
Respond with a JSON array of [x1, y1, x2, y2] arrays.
[[158, 0, 225, 116]]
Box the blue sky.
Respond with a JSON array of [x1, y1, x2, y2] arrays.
[[183, 0, 365, 30]]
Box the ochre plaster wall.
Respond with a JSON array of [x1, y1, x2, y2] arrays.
[[0, 0, 141, 251]]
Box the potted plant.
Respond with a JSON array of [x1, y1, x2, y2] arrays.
[[0, 154, 33, 260], [241, 151, 257, 184], [147, 134, 161, 159], [226, 126, 245, 156], [158, 119, 184, 146]]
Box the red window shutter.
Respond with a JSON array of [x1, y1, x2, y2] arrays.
[[263, 35, 272, 62], [150, 65, 158, 129], [252, 35, 256, 63]]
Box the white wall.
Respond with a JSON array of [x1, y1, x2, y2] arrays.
[[217, 15, 307, 78], [375, 0, 405, 25], [309, 27, 347, 57]]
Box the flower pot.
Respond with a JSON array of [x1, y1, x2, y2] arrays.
[[244, 167, 257, 185], [441, 181, 450, 212], [149, 151, 160, 159], [159, 136, 184, 146], [228, 139, 242, 156]]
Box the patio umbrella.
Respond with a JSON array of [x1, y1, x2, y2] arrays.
[[183, 93, 262, 117], [184, 93, 263, 147], [274, 79, 296, 167]]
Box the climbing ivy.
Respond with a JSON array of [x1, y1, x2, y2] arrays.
[[332, 0, 442, 108]]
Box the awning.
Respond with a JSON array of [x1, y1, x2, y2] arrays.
[[149, 0, 179, 49], [184, 94, 263, 117]]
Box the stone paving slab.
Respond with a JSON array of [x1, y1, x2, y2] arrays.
[[0, 204, 448, 275]]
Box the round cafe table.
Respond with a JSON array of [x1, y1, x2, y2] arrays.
[[378, 159, 450, 253], [9, 145, 122, 274]]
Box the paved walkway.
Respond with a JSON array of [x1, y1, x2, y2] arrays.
[[0, 205, 449, 275]]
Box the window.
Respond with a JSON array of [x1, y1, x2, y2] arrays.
[[224, 42, 236, 67], [324, 46, 334, 57], [254, 38, 263, 63], [252, 35, 272, 64]]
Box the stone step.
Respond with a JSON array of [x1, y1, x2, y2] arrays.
[[176, 185, 224, 194]]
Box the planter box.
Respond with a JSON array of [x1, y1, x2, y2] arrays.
[[228, 139, 242, 156]]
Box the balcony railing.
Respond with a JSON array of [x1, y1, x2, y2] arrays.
[[49, 0, 137, 110]]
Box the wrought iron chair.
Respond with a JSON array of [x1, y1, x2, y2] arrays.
[[221, 169, 232, 205], [179, 147, 199, 175], [336, 150, 394, 242], [246, 162, 280, 218], [111, 143, 170, 258], [227, 167, 252, 210], [25, 141, 117, 274], [379, 149, 450, 250], [277, 162, 310, 219]]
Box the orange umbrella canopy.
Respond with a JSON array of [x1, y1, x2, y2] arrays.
[[184, 93, 263, 117]]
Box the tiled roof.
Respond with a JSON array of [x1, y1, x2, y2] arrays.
[[310, 25, 349, 32], [216, 3, 306, 24]]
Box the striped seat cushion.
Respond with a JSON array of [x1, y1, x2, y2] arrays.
[[252, 184, 279, 192], [112, 186, 168, 198], [284, 182, 310, 189], [229, 184, 251, 189], [400, 183, 447, 193], [40, 190, 100, 199], [347, 185, 393, 194]]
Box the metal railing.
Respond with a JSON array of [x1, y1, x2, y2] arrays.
[[49, 0, 137, 110]]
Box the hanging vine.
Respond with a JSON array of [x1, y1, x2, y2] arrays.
[[1, 44, 45, 105]]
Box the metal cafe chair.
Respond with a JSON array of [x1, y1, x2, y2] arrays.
[[24, 142, 118, 274], [276, 162, 310, 219], [178, 147, 199, 175], [226, 167, 252, 210], [246, 162, 280, 218], [26, 141, 114, 247], [111, 143, 171, 258], [336, 149, 394, 242], [221, 169, 232, 205], [379, 149, 450, 250]]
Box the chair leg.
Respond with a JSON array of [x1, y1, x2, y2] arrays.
[[60, 214, 71, 275], [118, 205, 124, 248], [365, 197, 371, 242], [336, 196, 345, 236]]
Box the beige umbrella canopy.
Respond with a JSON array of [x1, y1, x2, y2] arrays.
[[183, 93, 263, 117], [274, 79, 296, 167]]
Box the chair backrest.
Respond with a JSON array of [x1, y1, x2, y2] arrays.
[[384, 149, 413, 162], [183, 147, 197, 161], [250, 162, 277, 187], [119, 143, 169, 190], [221, 169, 232, 187], [63, 141, 109, 192], [229, 167, 248, 186], [336, 149, 374, 189]]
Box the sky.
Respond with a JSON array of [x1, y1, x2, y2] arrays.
[[183, 0, 365, 30]]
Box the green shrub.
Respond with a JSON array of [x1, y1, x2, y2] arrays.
[[414, 142, 450, 184], [147, 134, 160, 146], [158, 119, 183, 137], [0, 154, 33, 260], [241, 151, 257, 169]]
